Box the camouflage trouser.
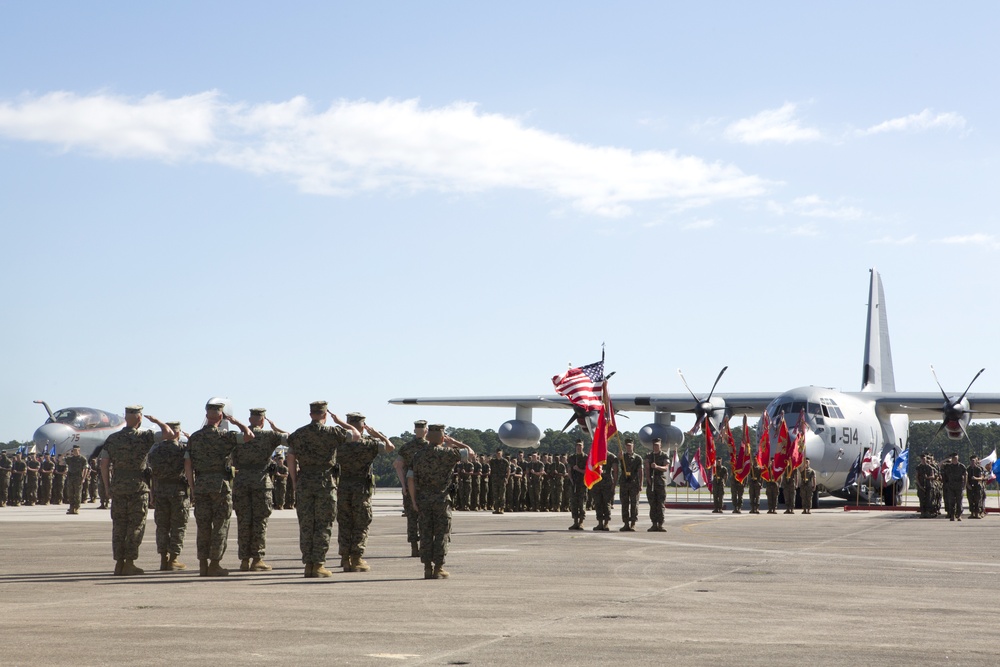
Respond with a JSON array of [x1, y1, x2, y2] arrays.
[[295, 476, 336, 564], [0, 473, 8, 505], [98, 476, 109, 505], [540, 480, 550, 510], [489, 476, 506, 511], [749, 481, 761, 512], [471, 479, 480, 509], [529, 478, 542, 510], [712, 485, 725, 511], [417, 494, 452, 565], [285, 480, 296, 508], [593, 484, 614, 522], [88, 475, 99, 501], [24, 475, 38, 504], [404, 491, 419, 542], [272, 480, 286, 509], [619, 482, 640, 523], [9, 476, 23, 504], [570, 479, 587, 520], [39, 477, 52, 504], [731, 482, 744, 510], [944, 486, 963, 518], [50, 477, 63, 505], [782, 481, 796, 511], [153, 491, 189, 556], [457, 480, 472, 510], [549, 479, 562, 511], [65, 476, 84, 511], [110, 491, 149, 560], [337, 487, 373, 557], [801, 485, 814, 511], [647, 485, 665, 525], [233, 486, 272, 560], [967, 485, 983, 517], [193, 490, 232, 561], [479, 477, 489, 509], [765, 482, 778, 512], [562, 479, 572, 511]]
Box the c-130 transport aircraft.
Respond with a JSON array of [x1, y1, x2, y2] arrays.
[[391, 269, 1000, 502]]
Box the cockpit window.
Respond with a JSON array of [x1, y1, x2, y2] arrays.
[[48, 408, 123, 430]]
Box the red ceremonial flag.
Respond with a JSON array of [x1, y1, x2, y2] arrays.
[[584, 406, 610, 489], [603, 381, 618, 440], [789, 409, 806, 471], [756, 412, 772, 482], [704, 418, 717, 471], [734, 415, 752, 484], [772, 416, 789, 479]]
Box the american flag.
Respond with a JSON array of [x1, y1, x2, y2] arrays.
[[552, 360, 605, 412]]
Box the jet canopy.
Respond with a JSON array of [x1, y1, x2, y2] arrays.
[[47, 408, 123, 430]]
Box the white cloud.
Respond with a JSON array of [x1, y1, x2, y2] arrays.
[[724, 103, 822, 145], [935, 233, 1000, 249], [861, 109, 967, 135], [0, 91, 770, 218], [870, 234, 917, 245], [766, 195, 866, 221], [681, 218, 715, 230]]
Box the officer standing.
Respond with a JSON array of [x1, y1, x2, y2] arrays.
[[185, 402, 254, 577], [0, 451, 11, 507], [489, 449, 510, 514], [64, 445, 89, 514], [798, 458, 817, 514], [147, 420, 190, 571], [100, 406, 174, 575], [10, 453, 25, 506], [337, 412, 394, 572], [286, 401, 360, 578], [568, 440, 588, 530], [618, 439, 643, 531], [408, 424, 472, 579], [781, 467, 797, 514], [51, 455, 67, 505], [38, 454, 54, 505], [711, 460, 728, 513], [940, 452, 967, 521], [233, 408, 287, 572], [591, 451, 617, 531], [966, 455, 985, 519], [394, 420, 431, 556], [24, 453, 40, 505], [748, 458, 763, 514], [644, 438, 669, 532]]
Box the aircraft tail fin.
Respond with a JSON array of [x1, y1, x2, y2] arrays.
[[861, 268, 895, 392]]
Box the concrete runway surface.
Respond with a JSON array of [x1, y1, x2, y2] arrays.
[[1, 491, 997, 666]]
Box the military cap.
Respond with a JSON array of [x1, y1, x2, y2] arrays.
[[949, 451, 958, 458], [625, 438, 634, 444], [206, 402, 225, 411], [652, 437, 663, 444], [249, 408, 266, 416], [310, 401, 328, 413], [346, 412, 366, 423], [414, 419, 428, 428], [125, 405, 143, 414], [71, 444, 80, 450], [428, 424, 446, 432], [575, 438, 584, 444], [166, 421, 181, 429]]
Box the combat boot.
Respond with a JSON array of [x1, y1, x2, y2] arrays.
[[250, 558, 271, 571], [342, 555, 355, 572], [351, 555, 371, 572], [410, 542, 420, 557], [653, 524, 667, 532], [313, 562, 332, 577], [240, 558, 251, 571], [121, 560, 144, 576], [303, 563, 315, 578], [199, 559, 209, 577], [206, 560, 229, 577], [114, 559, 124, 576], [167, 555, 186, 570], [160, 554, 170, 571], [433, 563, 449, 579], [424, 563, 434, 579]]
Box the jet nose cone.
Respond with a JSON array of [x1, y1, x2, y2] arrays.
[[32, 423, 73, 454]]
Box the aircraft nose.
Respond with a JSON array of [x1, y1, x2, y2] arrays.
[[32, 423, 73, 455]]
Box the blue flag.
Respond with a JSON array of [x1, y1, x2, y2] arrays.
[[992, 459, 1000, 480], [680, 454, 699, 490], [49, 444, 56, 456], [844, 452, 862, 487], [891, 449, 909, 480]]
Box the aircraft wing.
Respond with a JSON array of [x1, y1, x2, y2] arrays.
[[866, 392, 1000, 421], [389, 392, 778, 415]]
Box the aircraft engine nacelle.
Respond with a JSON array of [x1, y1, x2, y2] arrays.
[[498, 419, 541, 449], [638, 423, 685, 448], [944, 405, 971, 440]]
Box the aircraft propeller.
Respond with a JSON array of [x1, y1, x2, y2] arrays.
[[929, 365, 986, 440], [677, 366, 729, 435]]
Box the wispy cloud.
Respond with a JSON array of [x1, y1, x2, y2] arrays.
[[0, 91, 771, 218], [680, 218, 715, 230], [724, 103, 822, 145], [766, 195, 867, 221], [935, 233, 1000, 249], [860, 109, 967, 136], [870, 234, 917, 245]]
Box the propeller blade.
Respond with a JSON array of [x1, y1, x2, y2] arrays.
[[957, 368, 986, 404], [706, 366, 729, 401], [677, 369, 699, 403]]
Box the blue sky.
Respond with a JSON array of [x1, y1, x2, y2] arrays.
[[2, 2, 999, 442]]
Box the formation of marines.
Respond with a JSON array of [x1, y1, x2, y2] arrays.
[[0, 446, 97, 510]]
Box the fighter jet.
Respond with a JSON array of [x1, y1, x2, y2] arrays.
[[390, 269, 1000, 502]]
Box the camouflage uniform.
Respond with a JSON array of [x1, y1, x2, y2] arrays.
[[966, 460, 985, 519], [101, 428, 156, 560], [9, 457, 25, 505], [591, 452, 617, 529], [0, 453, 10, 506], [645, 450, 670, 529], [336, 435, 387, 561], [397, 435, 432, 545], [781, 470, 797, 514], [187, 425, 243, 562], [64, 449, 89, 512], [549, 458, 566, 511], [747, 460, 763, 514], [471, 458, 483, 510], [410, 443, 465, 569], [618, 450, 643, 527], [916, 457, 933, 517], [712, 464, 728, 513], [941, 459, 967, 521], [457, 459, 474, 510], [527, 457, 545, 511], [148, 437, 190, 559], [568, 451, 589, 527], [765, 478, 779, 513], [730, 469, 744, 513], [798, 465, 817, 514], [38, 457, 54, 504], [479, 459, 490, 510], [232, 429, 283, 562], [87, 458, 101, 502], [488, 455, 509, 513], [271, 459, 288, 509], [24, 456, 40, 505], [287, 421, 352, 565], [51, 459, 66, 505]]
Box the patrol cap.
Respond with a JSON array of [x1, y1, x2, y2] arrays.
[[652, 437, 662, 444], [166, 421, 181, 430], [310, 401, 328, 413], [125, 405, 143, 415], [206, 402, 225, 411], [414, 420, 428, 428], [428, 424, 446, 432], [575, 439, 584, 445], [71, 444, 80, 450], [625, 438, 634, 444], [249, 408, 266, 416], [346, 412, 365, 423], [949, 451, 958, 458]]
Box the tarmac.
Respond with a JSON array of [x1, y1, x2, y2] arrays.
[[2, 491, 998, 666]]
